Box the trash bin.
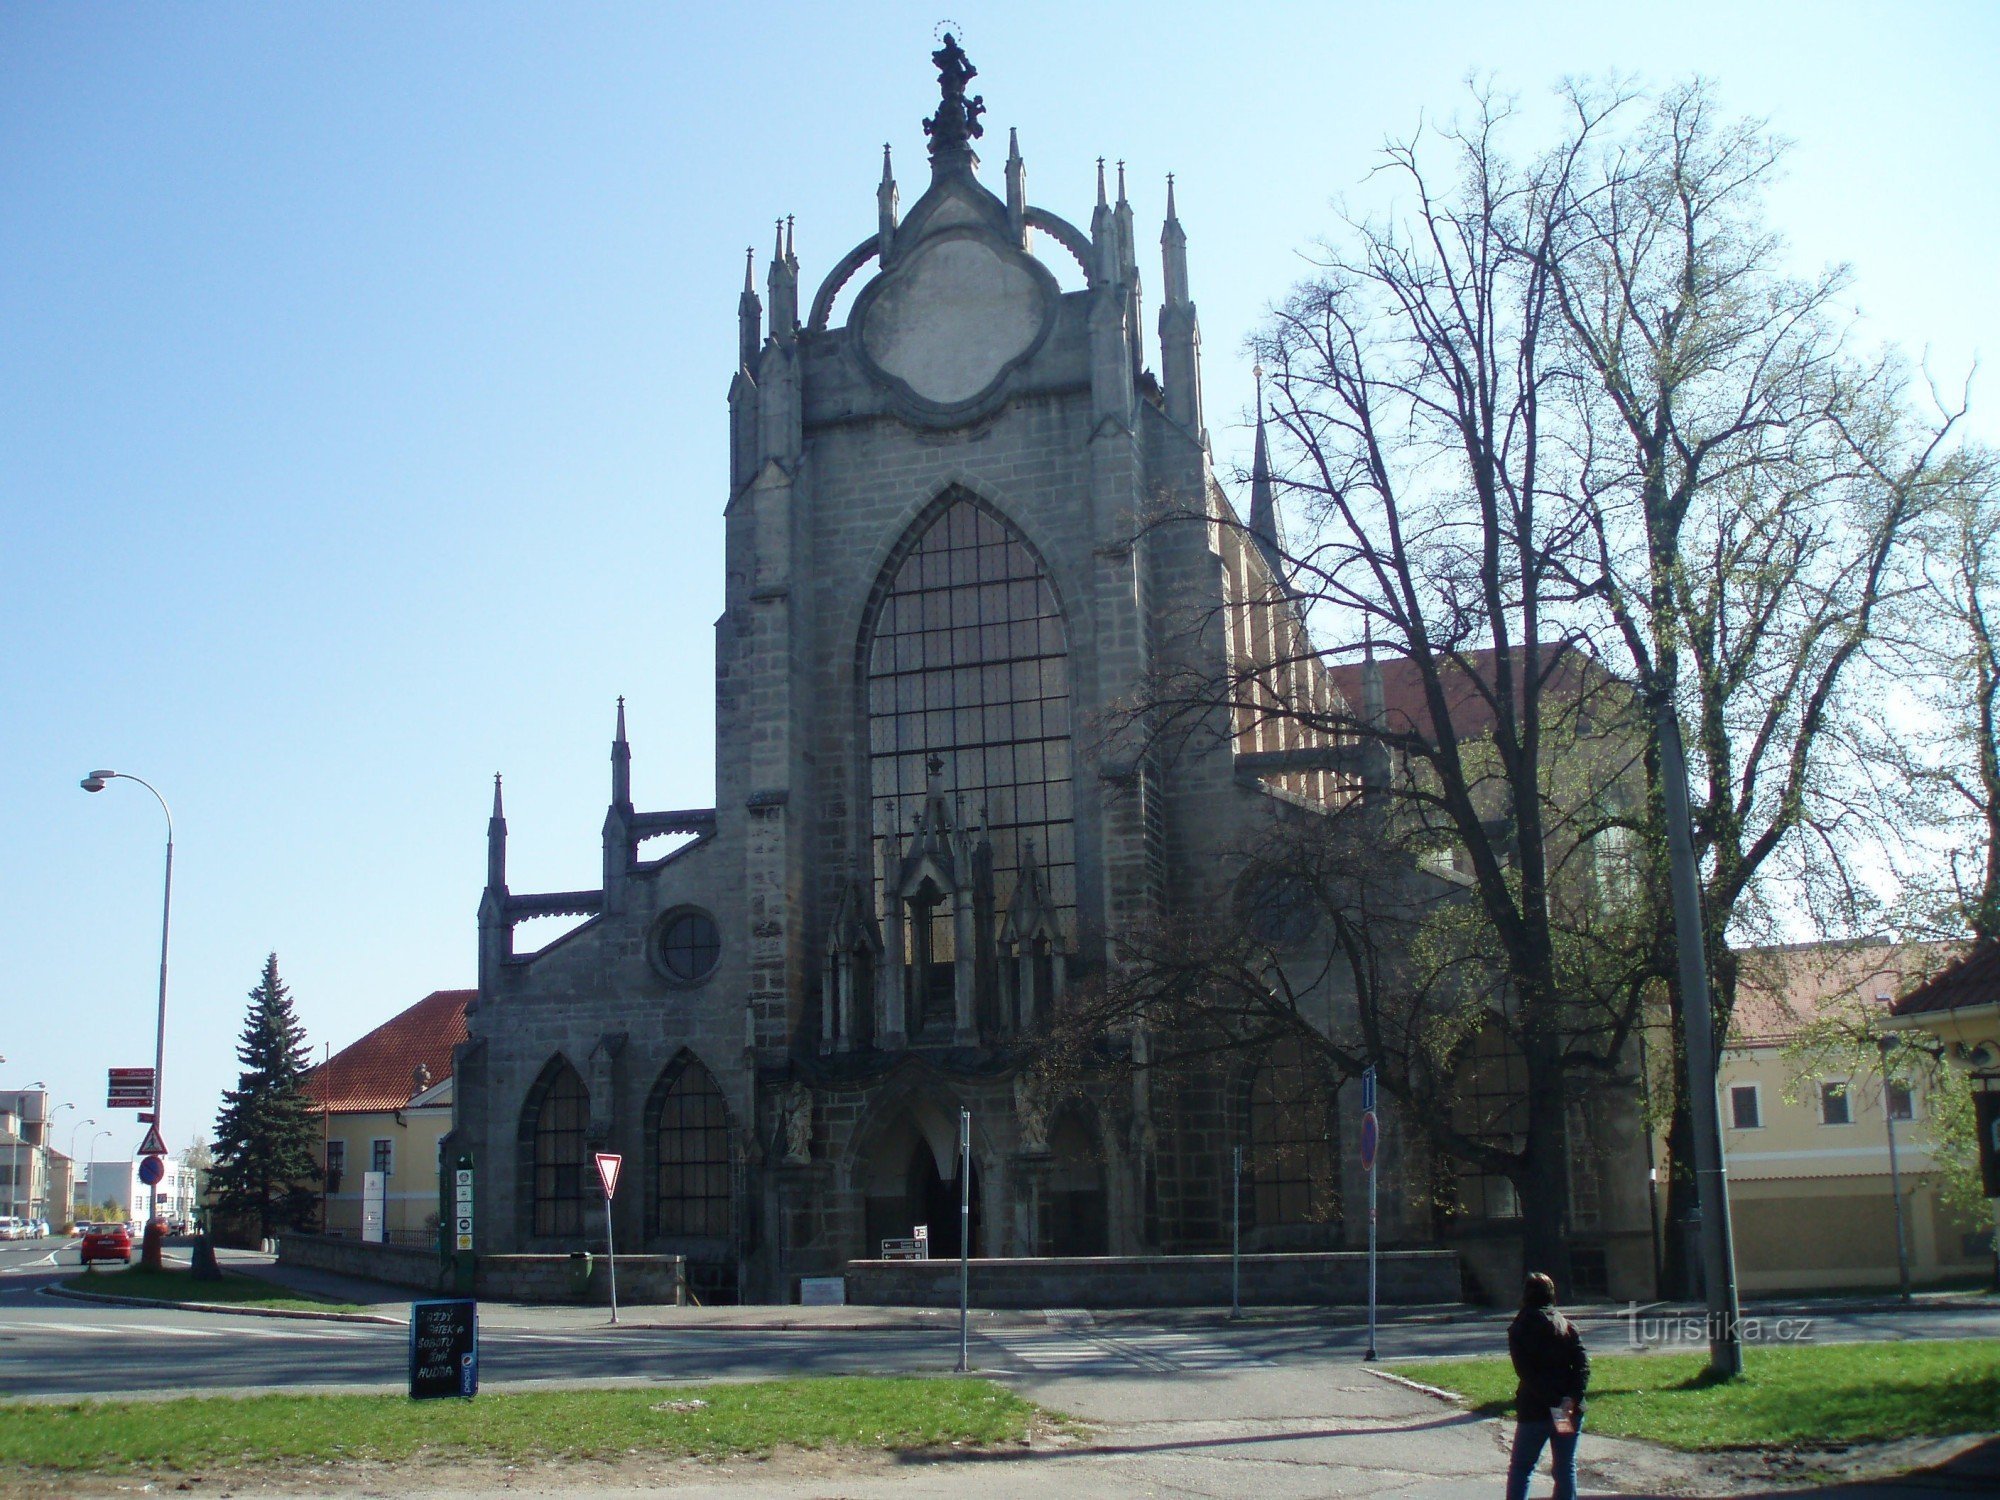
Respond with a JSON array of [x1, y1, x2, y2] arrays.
[[568, 1250, 594, 1300]]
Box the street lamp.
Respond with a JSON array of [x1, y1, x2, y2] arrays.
[[45, 1104, 74, 1226], [87, 1129, 112, 1220], [80, 769, 173, 1247], [68, 1116, 96, 1227]]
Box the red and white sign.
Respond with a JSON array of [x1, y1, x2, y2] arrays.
[[594, 1152, 622, 1199], [108, 1067, 155, 1109], [136, 1123, 168, 1158]]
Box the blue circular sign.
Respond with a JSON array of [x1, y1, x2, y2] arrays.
[[137, 1154, 165, 1186], [1359, 1110, 1379, 1173]]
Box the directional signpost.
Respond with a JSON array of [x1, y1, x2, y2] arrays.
[[107, 1068, 155, 1111], [1362, 1065, 1379, 1362], [595, 1152, 622, 1325]]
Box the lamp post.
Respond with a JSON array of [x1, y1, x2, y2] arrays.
[[80, 769, 173, 1253], [89, 1129, 112, 1220], [45, 1103, 74, 1227], [68, 1117, 96, 1228]]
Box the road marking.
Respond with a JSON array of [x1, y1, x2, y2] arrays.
[[979, 1326, 1277, 1373]]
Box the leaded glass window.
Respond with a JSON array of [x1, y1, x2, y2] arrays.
[[866, 497, 1075, 950], [654, 1056, 733, 1238], [1249, 1041, 1340, 1227], [531, 1060, 588, 1238]]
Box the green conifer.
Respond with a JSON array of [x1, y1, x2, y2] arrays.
[[210, 954, 321, 1238]]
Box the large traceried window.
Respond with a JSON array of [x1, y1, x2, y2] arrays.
[[1249, 1041, 1340, 1227], [866, 496, 1075, 945], [653, 1055, 733, 1238], [529, 1059, 589, 1238]]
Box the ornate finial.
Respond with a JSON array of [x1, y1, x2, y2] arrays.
[[1116, 159, 1127, 203], [922, 33, 985, 159], [785, 214, 796, 260], [926, 751, 946, 779], [1165, 171, 1177, 217], [742, 246, 755, 291], [1096, 157, 1107, 205]]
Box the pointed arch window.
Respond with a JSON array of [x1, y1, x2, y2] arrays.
[[865, 495, 1075, 946], [1249, 1041, 1340, 1227], [652, 1056, 733, 1238], [528, 1059, 589, 1238]]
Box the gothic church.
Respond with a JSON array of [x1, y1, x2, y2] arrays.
[[447, 41, 1646, 1302]]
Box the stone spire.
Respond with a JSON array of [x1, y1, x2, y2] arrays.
[[1158, 173, 1204, 437], [767, 218, 797, 346], [877, 143, 899, 256], [1004, 127, 1027, 244], [921, 32, 985, 175], [610, 696, 631, 812], [485, 774, 508, 893], [1248, 364, 1285, 581], [737, 246, 761, 369]]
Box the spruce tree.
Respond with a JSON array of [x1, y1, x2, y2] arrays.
[[210, 954, 321, 1239]]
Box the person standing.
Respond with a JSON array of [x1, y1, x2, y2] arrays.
[[1505, 1272, 1590, 1500]]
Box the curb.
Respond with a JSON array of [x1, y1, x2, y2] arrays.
[[1361, 1364, 1471, 1405], [42, 1283, 404, 1326]]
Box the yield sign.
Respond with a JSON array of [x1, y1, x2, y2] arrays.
[[594, 1152, 622, 1199], [136, 1123, 167, 1158]]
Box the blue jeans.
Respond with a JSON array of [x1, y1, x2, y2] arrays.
[[1505, 1415, 1581, 1500]]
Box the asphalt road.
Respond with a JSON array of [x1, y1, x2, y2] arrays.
[[5, 1236, 1998, 1403]]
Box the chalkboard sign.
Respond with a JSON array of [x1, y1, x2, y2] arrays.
[[408, 1299, 478, 1400]]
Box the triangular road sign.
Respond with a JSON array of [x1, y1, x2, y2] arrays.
[[136, 1124, 167, 1157], [594, 1152, 622, 1199]]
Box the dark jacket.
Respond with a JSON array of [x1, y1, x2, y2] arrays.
[[1508, 1306, 1589, 1422]]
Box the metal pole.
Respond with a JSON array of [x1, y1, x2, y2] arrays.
[[1365, 1143, 1379, 1362], [604, 1189, 620, 1325], [1650, 693, 1742, 1378], [957, 1107, 970, 1373], [1878, 1039, 1911, 1303], [1230, 1145, 1242, 1319], [1638, 1027, 1664, 1295]]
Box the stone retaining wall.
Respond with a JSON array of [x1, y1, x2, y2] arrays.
[[841, 1249, 1460, 1308], [277, 1234, 685, 1305]]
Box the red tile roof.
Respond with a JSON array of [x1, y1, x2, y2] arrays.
[[1891, 941, 2000, 1018], [302, 989, 473, 1113], [1730, 941, 1959, 1046], [1322, 643, 1628, 743]]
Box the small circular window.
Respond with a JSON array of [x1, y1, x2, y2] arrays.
[[652, 908, 720, 986]]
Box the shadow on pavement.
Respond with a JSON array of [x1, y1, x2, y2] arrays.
[[886, 1409, 1490, 1465]]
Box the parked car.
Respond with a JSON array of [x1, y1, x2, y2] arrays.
[[79, 1223, 133, 1265], [0, 1217, 24, 1240]]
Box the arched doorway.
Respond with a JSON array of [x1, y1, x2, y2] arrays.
[[854, 1103, 983, 1259], [1046, 1108, 1107, 1256]]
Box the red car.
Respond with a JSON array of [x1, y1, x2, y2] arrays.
[[79, 1223, 133, 1265]]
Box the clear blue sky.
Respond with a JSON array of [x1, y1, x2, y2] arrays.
[[4, 2, 1994, 1170]]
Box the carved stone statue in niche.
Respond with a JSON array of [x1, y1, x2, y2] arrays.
[[1013, 1068, 1051, 1155], [779, 1082, 814, 1165]]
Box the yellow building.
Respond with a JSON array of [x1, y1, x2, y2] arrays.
[[1722, 942, 1990, 1293], [303, 989, 471, 1246]]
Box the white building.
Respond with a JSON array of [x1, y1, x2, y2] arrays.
[[80, 1158, 200, 1226]]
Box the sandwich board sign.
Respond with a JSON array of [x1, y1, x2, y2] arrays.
[[408, 1299, 478, 1399]]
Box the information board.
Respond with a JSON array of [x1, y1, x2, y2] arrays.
[[799, 1276, 846, 1306], [408, 1299, 478, 1399]]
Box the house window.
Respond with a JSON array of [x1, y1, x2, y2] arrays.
[[371, 1139, 393, 1176], [1729, 1085, 1762, 1130], [1886, 1081, 1915, 1122], [325, 1140, 345, 1193], [1820, 1081, 1851, 1126], [1248, 1041, 1339, 1228], [653, 1056, 733, 1238]]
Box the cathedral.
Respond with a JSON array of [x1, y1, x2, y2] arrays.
[[446, 40, 1653, 1303]]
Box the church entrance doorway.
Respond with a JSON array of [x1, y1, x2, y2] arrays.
[[856, 1103, 983, 1259], [1047, 1109, 1107, 1257], [906, 1137, 981, 1258]]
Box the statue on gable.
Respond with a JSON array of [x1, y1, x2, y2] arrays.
[[922, 33, 985, 156], [779, 1082, 814, 1165], [1014, 1068, 1052, 1155]]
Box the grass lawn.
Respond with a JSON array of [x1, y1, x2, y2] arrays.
[[64, 1264, 368, 1314], [0, 1378, 1045, 1474], [1395, 1339, 2000, 1450]]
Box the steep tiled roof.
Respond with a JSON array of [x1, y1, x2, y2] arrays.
[[302, 989, 473, 1113], [1730, 941, 1957, 1046], [1322, 643, 1628, 743], [1890, 941, 2000, 1019]]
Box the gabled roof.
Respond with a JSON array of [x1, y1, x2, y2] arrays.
[[302, 989, 473, 1113], [1890, 940, 2000, 1019], [1730, 940, 1957, 1046], [1323, 642, 1627, 744]]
